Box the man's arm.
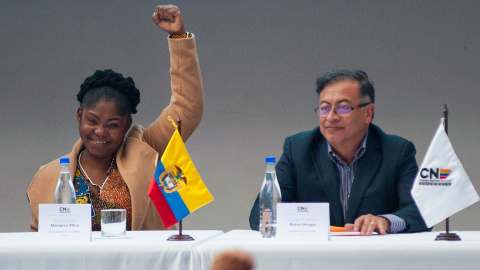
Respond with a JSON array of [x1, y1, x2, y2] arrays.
[[391, 140, 430, 232], [345, 140, 429, 235]]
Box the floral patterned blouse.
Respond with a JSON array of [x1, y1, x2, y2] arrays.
[[74, 159, 132, 231]]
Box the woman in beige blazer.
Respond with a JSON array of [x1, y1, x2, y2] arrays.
[[27, 5, 203, 232]]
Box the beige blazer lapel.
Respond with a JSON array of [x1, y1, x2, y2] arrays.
[[117, 125, 161, 230]]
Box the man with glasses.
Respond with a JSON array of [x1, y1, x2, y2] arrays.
[[249, 69, 430, 235]]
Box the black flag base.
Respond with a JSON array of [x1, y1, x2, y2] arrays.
[[167, 220, 195, 241], [167, 234, 195, 241], [435, 232, 461, 241], [435, 217, 461, 241]]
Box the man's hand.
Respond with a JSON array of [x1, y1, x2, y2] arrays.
[[152, 5, 186, 35], [345, 214, 391, 235]]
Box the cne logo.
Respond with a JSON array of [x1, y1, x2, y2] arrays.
[[158, 166, 187, 193], [58, 206, 71, 213], [418, 168, 452, 186], [297, 206, 309, 212]]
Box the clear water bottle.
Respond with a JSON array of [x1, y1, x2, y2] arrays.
[[54, 157, 76, 204], [259, 156, 282, 238]]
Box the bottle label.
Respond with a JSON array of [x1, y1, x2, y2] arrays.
[[260, 208, 275, 237]]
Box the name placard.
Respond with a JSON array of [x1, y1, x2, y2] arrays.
[[38, 204, 92, 242], [277, 203, 329, 241]]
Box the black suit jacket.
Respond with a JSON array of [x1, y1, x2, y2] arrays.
[[249, 124, 429, 233]]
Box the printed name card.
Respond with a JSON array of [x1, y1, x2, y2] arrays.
[[38, 204, 92, 242], [277, 203, 330, 241]]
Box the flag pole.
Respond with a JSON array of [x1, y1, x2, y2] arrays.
[[167, 117, 195, 241], [435, 104, 461, 241]]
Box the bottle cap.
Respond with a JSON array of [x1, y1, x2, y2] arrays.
[[265, 156, 275, 163], [60, 157, 70, 164]]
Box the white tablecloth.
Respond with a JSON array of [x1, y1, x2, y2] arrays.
[[2, 229, 480, 270], [198, 230, 480, 270], [0, 230, 223, 270]]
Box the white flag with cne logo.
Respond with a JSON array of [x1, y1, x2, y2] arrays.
[[411, 118, 479, 228]]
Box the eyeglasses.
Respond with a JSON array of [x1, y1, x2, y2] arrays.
[[315, 103, 371, 117]]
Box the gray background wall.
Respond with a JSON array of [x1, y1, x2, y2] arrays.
[[1, 0, 479, 232]]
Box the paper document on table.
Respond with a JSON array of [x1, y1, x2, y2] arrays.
[[331, 231, 361, 236]]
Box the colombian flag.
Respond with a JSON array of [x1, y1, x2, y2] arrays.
[[148, 120, 214, 228]]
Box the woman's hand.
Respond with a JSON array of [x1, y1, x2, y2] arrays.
[[152, 5, 186, 36]]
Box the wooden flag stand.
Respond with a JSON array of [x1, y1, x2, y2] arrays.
[[168, 220, 194, 241], [435, 105, 461, 241], [435, 218, 460, 241], [167, 117, 195, 241]]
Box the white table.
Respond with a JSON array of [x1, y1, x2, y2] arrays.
[[198, 230, 480, 270], [2, 230, 480, 270], [0, 230, 223, 270]]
